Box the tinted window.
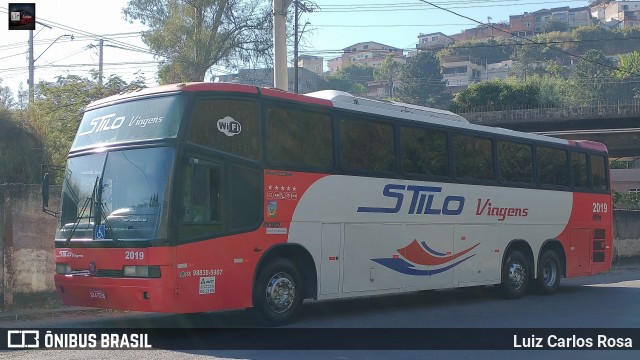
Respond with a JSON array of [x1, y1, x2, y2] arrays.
[[181, 160, 224, 235], [453, 135, 494, 180], [188, 99, 260, 160], [498, 141, 533, 183], [537, 146, 569, 186], [267, 107, 333, 168], [571, 152, 588, 188], [591, 154, 608, 191], [340, 117, 395, 172], [401, 126, 448, 177], [179, 158, 261, 241]]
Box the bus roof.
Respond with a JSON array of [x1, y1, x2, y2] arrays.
[[85, 82, 332, 110], [84, 82, 608, 151], [306, 90, 469, 124]]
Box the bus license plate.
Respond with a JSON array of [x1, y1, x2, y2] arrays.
[[89, 290, 106, 300]]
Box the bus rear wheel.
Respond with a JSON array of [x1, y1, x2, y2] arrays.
[[253, 258, 303, 325], [534, 250, 561, 295], [500, 250, 530, 299]]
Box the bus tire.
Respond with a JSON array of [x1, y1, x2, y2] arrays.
[[500, 250, 530, 299], [534, 250, 561, 295], [253, 258, 303, 326]]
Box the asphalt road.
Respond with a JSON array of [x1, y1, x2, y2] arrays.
[[1, 261, 639, 359]]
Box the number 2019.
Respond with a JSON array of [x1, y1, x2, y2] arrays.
[[125, 251, 144, 260], [593, 203, 608, 213]]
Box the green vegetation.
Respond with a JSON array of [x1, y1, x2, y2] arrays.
[[437, 37, 516, 63], [317, 63, 373, 95], [451, 79, 540, 112], [0, 104, 43, 184], [123, 0, 278, 83], [613, 190, 640, 209], [396, 51, 451, 109]]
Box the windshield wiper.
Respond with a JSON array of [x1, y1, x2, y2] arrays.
[[65, 176, 119, 244], [65, 176, 99, 244]]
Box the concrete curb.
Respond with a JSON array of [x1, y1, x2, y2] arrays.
[[0, 306, 102, 321]]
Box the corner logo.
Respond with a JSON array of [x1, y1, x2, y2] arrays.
[[372, 240, 479, 276], [217, 116, 241, 136]]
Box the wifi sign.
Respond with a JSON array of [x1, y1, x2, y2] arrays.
[[217, 116, 242, 137]]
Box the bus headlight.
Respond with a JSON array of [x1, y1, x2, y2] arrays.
[[56, 264, 71, 274], [123, 266, 161, 278]]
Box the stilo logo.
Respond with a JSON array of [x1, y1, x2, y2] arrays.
[[372, 240, 479, 276], [58, 250, 83, 259], [217, 116, 241, 136]]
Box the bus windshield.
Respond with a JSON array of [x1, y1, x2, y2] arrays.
[[71, 95, 185, 151], [56, 147, 175, 242]]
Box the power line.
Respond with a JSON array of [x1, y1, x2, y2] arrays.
[[314, 23, 475, 28], [318, 0, 585, 12]]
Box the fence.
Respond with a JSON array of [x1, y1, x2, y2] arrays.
[[457, 99, 640, 124]]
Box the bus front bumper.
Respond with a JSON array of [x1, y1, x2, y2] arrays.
[[54, 274, 177, 313]]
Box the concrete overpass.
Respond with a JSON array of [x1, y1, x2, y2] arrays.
[[460, 100, 640, 158]]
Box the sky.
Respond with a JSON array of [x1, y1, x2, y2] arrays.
[[0, 0, 590, 99]]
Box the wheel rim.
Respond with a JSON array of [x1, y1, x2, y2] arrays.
[[542, 258, 557, 287], [508, 261, 526, 290], [265, 272, 296, 314]]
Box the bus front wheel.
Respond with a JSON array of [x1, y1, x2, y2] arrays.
[[500, 250, 530, 299], [253, 258, 303, 325]]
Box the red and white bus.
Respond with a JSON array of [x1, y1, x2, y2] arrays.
[[45, 83, 613, 324]]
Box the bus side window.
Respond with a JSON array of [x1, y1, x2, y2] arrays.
[[183, 163, 221, 223], [571, 152, 589, 189], [590, 154, 608, 192]]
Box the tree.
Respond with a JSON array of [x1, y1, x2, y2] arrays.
[[317, 64, 374, 95], [1, 80, 32, 177], [540, 18, 568, 33], [396, 51, 451, 109], [123, 0, 273, 83], [615, 51, 640, 98], [510, 32, 572, 80], [27, 74, 146, 168], [567, 49, 616, 105], [438, 37, 515, 63], [0, 105, 43, 183], [451, 79, 541, 112], [373, 54, 403, 98], [0, 78, 15, 109], [334, 63, 374, 87]]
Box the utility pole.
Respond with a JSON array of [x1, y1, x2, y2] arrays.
[[294, 1, 299, 93], [272, 0, 292, 90], [293, 1, 314, 94], [98, 39, 104, 86], [28, 30, 34, 103], [488, 16, 493, 37]]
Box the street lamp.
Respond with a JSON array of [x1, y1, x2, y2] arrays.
[[28, 23, 73, 103], [35, 34, 73, 62]]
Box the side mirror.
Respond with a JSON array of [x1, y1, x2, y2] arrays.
[[42, 172, 58, 217], [42, 172, 50, 209]]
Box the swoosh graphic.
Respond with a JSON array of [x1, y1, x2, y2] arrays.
[[371, 254, 476, 276], [398, 240, 480, 266], [421, 241, 447, 256]]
